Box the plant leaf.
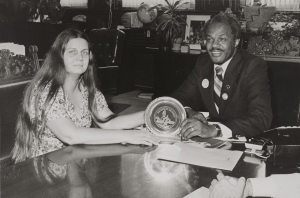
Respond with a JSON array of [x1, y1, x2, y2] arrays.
[[174, 0, 181, 8], [164, 0, 172, 8], [162, 20, 171, 30], [164, 10, 171, 14], [157, 21, 167, 30], [176, 1, 189, 9]]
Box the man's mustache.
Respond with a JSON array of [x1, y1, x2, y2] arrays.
[[210, 48, 223, 52]]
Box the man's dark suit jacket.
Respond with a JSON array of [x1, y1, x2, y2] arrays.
[[171, 49, 272, 137]]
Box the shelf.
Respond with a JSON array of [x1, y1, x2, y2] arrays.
[[258, 55, 300, 63], [242, 31, 300, 37]]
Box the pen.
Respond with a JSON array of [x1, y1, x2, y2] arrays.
[[179, 127, 183, 141]]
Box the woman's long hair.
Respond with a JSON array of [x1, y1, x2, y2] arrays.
[[12, 29, 102, 163]]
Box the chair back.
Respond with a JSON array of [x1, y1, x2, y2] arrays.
[[0, 45, 39, 166], [89, 29, 125, 67]]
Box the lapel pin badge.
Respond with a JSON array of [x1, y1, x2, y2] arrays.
[[226, 85, 230, 90], [202, 79, 209, 88], [222, 93, 228, 100]]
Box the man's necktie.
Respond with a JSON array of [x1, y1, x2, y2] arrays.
[[214, 66, 223, 107]]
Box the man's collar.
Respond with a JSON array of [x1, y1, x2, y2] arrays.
[[214, 57, 233, 75], [214, 56, 233, 67]]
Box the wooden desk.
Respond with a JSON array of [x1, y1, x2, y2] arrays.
[[1, 143, 291, 198]]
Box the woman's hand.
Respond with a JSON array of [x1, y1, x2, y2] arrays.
[[123, 130, 159, 146], [185, 108, 208, 124]]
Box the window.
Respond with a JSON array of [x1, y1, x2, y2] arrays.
[[242, 0, 300, 11], [60, 0, 88, 7], [122, 0, 195, 9]]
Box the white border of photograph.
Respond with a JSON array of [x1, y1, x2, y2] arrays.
[[185, 15, 211, 50]]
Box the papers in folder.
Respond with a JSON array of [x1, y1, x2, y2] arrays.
[[157, 142, 243, 171]]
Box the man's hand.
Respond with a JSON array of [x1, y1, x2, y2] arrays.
[[185, 108, 208, 124], [209, 173, 246, 198], [180, 117, 217, 139]]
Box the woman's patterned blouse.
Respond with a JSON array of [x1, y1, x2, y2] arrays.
[[29, 82, 108, 158]]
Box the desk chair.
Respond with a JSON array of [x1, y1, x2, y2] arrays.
[[0, 45, 39, 167], [88, 29, 125, 94]]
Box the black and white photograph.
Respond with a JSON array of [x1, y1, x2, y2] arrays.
[[184, 15, 210, 49], [1, 0, 300, 197]]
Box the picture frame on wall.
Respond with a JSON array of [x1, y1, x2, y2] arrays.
[[185, 15, 211, 50]]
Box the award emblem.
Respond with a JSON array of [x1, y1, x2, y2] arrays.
[[202, 79, 209, 88], [154, 107, 177, 130], [145, 97, 186, 137], [222, 93, 228, 100]]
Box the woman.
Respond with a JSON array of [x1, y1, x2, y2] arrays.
[[12, 28, 158, 163]]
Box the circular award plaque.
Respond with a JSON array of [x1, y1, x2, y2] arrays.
[[145, 97, 186, 137]]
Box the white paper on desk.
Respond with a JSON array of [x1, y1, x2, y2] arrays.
[[157, 142, 243, 171], [183, 187, 210, 198]]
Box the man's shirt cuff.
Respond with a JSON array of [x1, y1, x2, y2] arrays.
[[249, 177, 276, 197], [218, 124, 232, 138]]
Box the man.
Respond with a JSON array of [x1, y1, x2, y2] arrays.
[[209, 173, 300, 198], [170, 12, 272, 139]]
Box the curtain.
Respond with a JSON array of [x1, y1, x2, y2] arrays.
[[244, 0, 300, 11], [122, 0, 195, 9], [60, 0, 88, 7]]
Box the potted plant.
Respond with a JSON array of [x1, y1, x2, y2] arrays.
[[151, 0, 187, 50], [268, 12, 294, 31]]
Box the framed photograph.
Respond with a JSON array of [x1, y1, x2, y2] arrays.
[[185, 15, 211, 50]]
